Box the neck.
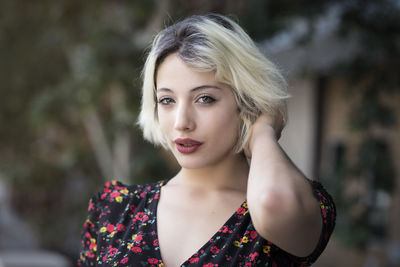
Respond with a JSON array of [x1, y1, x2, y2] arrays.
[[172, 152, 249, 193]]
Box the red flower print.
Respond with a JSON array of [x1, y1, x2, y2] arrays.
[[250, 252, 259, 262], [110, 192, 120, 198], [108, 247, 118, 257], [322, 207, 327, 217], [129, 204, 136, 213], [88, 201, 94, 211], [117, 224, 125, 232], [317, 192, 327, 202], [250, 231, 258, 239], [237, 207, 246, 215], [210, 246, 220, 254], [106, 223, 115, 232], [77, 180, 338, 267], [131, 246, 142, 253], [134, 234, 143, 242], [89, 242, 96, 250], [147, 258, 158, 264], [189, 257, 199, 263], [135, 212, 145, 221]]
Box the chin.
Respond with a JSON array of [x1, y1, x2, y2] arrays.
[[175, 158, 210, 170]]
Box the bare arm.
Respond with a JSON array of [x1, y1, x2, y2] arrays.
[[246, 114, 322, 257]]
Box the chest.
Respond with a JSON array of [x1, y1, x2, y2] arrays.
[[156, 191, 244, 266], [94, 186, 273, 267]]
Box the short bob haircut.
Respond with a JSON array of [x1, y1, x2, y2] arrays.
[[138, 13, 289, 152]]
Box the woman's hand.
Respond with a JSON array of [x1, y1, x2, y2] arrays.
[[244, 113, 284, 158]]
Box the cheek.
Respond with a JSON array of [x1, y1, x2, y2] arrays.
[[157, 109, 170, 135], [213, 108, 241, 138], [157, 110, 176, 150]]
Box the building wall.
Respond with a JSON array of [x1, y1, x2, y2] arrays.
[[280, 79, 316, 179]]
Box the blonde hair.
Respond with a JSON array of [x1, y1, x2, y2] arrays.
[[138, 14, 289, 152]]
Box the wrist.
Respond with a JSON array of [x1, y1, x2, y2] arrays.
[[248, 125, 278, 155]]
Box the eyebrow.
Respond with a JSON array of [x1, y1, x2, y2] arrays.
[[156, 85, 221, 93]]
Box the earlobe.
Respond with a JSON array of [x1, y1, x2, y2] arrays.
[[243, 145, 252, 159]]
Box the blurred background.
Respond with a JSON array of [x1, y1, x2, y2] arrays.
[[0, 0, 399, 266]]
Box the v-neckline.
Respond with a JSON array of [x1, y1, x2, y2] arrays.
[[152, 179, 247, 266]]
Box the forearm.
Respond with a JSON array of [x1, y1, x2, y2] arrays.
[[247, 130, 311, 210]]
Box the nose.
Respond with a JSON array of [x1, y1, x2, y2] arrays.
[[174, 102, 195, 132]]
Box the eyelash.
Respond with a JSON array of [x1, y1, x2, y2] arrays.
[[158, 97, 174, 105], [196, 94, 216, 104], [157, 95, 216, 105]]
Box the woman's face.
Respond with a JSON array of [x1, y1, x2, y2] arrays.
[[156, 53, 241, 169]]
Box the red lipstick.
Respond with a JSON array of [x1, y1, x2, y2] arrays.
[[174, 138, 203, 154]]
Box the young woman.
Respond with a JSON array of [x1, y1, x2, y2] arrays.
[[78, 14, 335, 266]]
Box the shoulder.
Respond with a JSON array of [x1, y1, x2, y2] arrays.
[[88, 179, 165, 214], [78, 180, 164, 265]]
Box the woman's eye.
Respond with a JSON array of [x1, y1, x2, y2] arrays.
[[158, 97, 174, 105], [197, 95, 216, 104]]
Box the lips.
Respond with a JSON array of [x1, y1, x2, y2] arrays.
[[174, 138, 203, 154]]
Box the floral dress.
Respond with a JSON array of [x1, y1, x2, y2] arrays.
[[78, 179, 335, 266]]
